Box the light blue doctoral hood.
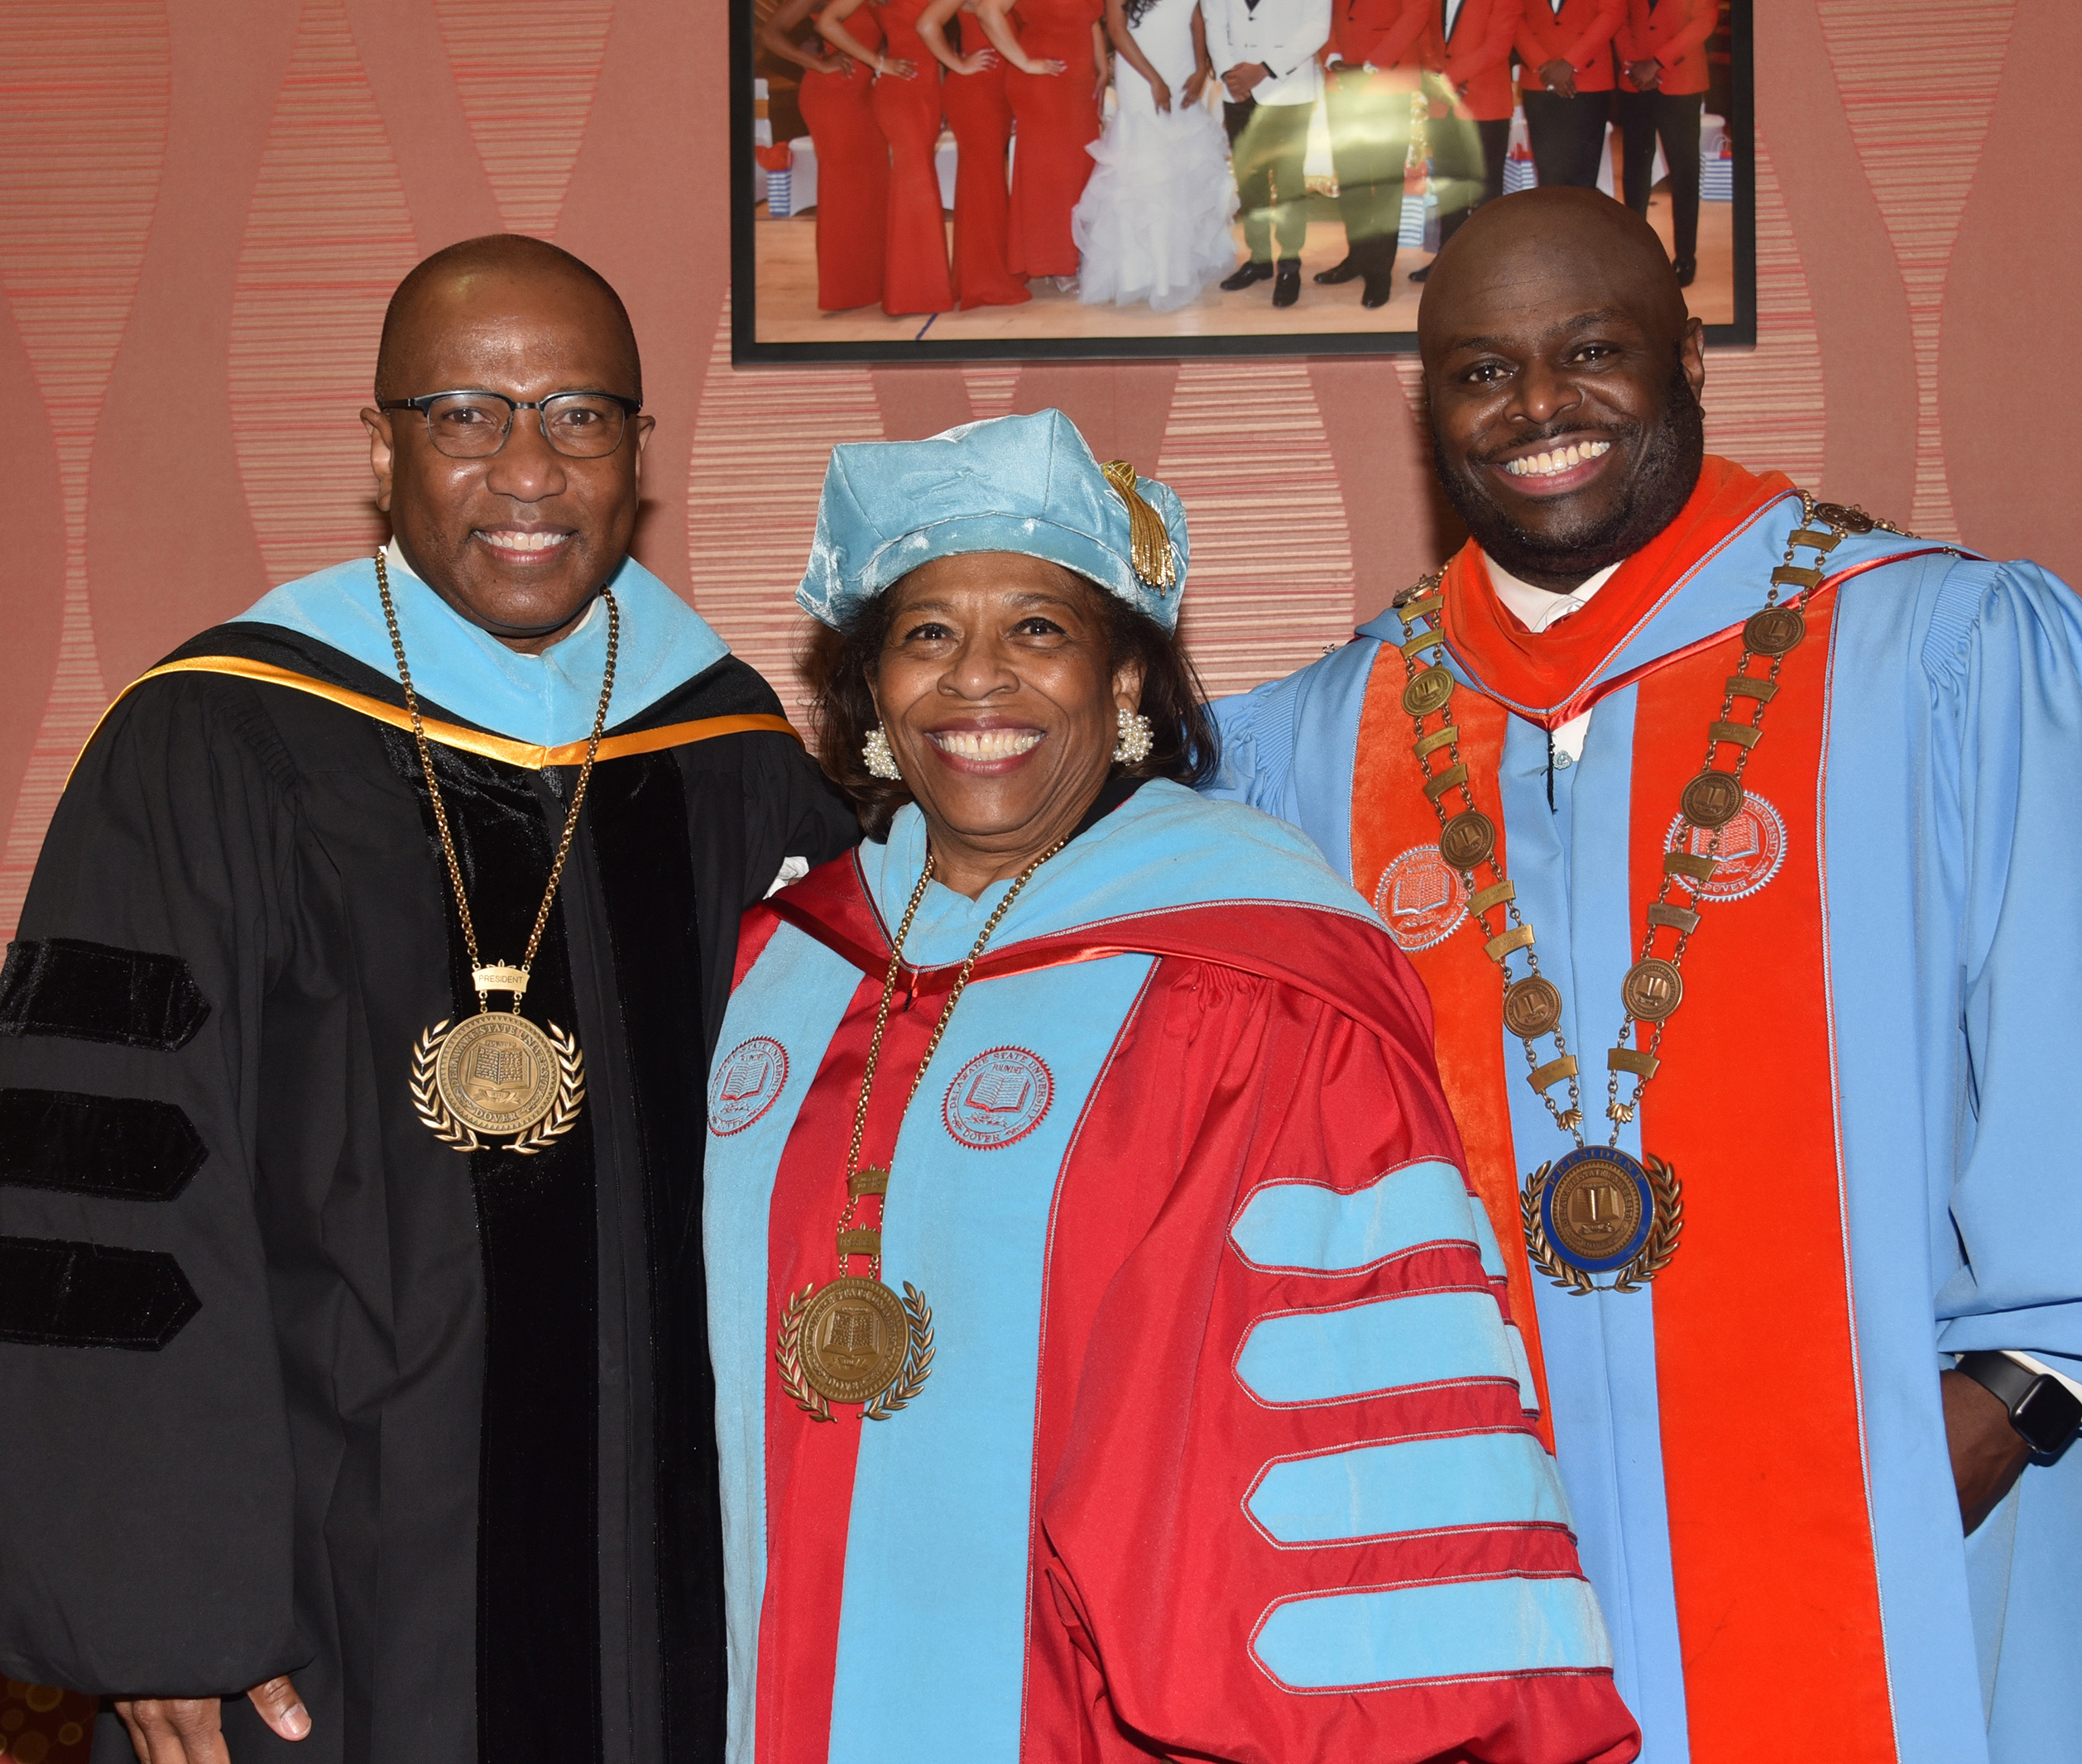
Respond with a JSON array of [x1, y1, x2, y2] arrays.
[[233, 545, 730, 746], [856, 780, 1379, 968]]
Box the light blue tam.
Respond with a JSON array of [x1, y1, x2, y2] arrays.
[[795, 408, 1189, 633]]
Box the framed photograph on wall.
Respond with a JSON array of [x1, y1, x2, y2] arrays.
[[732, 0, 1753, 362]]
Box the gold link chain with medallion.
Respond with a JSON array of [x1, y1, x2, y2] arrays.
[[377, 549, 615, 1155], [775, 837, 1066, 1421], [1391, 498, 1904, 1292]]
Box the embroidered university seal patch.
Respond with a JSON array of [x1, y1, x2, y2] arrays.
[[943, 1047, 1053, 1149], [1664, 791, 1787, 903], [708, 1037, 789, 1134], [1374, 845, 1471, 952]]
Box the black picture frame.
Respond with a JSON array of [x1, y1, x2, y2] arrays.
[[731, 0, 1753, 363]]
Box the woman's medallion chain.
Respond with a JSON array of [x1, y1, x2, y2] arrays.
[[777, 836, 1066, 1420], [1392, 494, 1863, 1292], [376, 549, 618, 1154]]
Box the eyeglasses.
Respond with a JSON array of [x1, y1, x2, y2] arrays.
[[379, 389, 642, 459]]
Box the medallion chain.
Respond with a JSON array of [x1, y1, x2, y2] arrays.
[[1385, 494, 1880, 1288], [377, 549, 617, 1153]]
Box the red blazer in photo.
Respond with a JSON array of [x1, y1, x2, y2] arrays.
[[1331, 0, 1432, 87], [1438, 0, 1520, 117], [1516, 0, 1625, 93], [1616, 0, 1715, 95]]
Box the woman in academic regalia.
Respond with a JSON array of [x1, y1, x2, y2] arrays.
[[917, 0, 1032, 306], [700, 409, 1642, 1764], [760, 0, 891, 310], [976, 0, 1106, 278], [819, 0, 956, 314]]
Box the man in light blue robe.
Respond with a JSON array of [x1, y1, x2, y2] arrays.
[[1206, 189, 2082, 1762]]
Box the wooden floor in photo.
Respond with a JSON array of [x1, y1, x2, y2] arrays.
[[751, 192, 1735, 348]]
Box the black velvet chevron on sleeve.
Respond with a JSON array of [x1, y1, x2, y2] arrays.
[[0, 1237, 201, 1349], [0, 1088, 207, 1201], [0, 938, 211, 1052]]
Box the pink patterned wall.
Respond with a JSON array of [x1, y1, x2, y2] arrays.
[[2, 0, 2076, 944]]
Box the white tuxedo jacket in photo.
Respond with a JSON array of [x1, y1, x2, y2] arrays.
[[1203, 0, 1330, 106]]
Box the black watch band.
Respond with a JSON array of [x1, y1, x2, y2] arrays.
[[1955, 1350, 2082, 1456]]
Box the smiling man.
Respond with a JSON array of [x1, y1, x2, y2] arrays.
[[0, 236, 856, 1764], [1208, 188, 2082, 1763]]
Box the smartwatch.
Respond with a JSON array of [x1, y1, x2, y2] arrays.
[[1954, 1350, 2082, 1456]]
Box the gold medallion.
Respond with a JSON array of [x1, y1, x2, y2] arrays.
[[1402, 665, 1456, 717], [410, 1011, 586, 1154], [1523, 1149, 1684, 1293], [1743, 605, 1805, 655], [776, 1277, 935, 1421], [1440, 808, 1497, 870], [434, 1011, 561, 1136], [1547, 1154, 1645, 1263], [1679, 769, 1744, 829], [1503, 975, 1564, 1039], [1620, 958, 1684, 1022], [798, 1277, 909, 1402]]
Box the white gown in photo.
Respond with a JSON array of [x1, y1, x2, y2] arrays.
[[1072, 0, 1239, 312]]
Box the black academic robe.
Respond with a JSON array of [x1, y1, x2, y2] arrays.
[[0, 624, 860, 1764]]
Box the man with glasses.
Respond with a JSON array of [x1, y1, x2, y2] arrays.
[[0, 235, 857, 1764]]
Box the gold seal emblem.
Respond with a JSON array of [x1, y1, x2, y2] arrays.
[[1503, 975, 1563, 1039], [434, 1012, 561, 1136], [1523, 1150, 1684, 1293], [1679, 769, 1744, 829], [1547, 1156, 1645, 1263], [776, 1277, 935, 1422], [1620, 958, 1684, 1023], [1743, 605, 1806, 656], [1402, 665, 1456, 717], [798, 1277, 909, 1402], [410, 1014, 586, 1153], [1439, 808, 1496, 870]]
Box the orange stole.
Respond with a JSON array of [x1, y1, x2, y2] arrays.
[[1350, 645, 1556, 1444], [1629, 586, 1895, 1759]]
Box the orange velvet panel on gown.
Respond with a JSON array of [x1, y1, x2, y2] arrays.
[[870, 0, 955, 314], [1004, 0, 1101, 277], [941, 15, 1029, 306], [797, 17, 889, 312]]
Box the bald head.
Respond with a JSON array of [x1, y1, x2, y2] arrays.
[[373, 234, 640, 405], [362, 234, 655, 654], [1413, 187, 1706, 592], [1417, 187, 1689, 366]]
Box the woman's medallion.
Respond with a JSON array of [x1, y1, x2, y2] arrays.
[[777, 1276, 935, 1422]]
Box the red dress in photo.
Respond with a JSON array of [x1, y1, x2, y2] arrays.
[[1004, 0, 1102, 277], [941, 11, 1030, 306], [870, 0, 956, 314], [797, 12, 890, 312]]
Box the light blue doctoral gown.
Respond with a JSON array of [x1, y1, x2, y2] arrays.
[[1204, 502, 2082, 1764]]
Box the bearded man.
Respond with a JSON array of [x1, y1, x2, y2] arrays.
[[0, 236, 857, 1764], [1207, 187, 2082, 1762]]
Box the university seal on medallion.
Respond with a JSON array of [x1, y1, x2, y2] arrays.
[[1374, 846, 1472, 952], [1523, 1147, 1684, 1294], [943, 1047, 1053, 1149], [708, 1036, 789, 1134]]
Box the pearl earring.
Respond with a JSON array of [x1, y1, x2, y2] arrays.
[[1113, 708, 1154, 766], [862, 725, 902, 780]]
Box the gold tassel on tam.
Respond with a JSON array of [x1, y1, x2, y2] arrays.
[[1101, 460, 1178, 592]]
